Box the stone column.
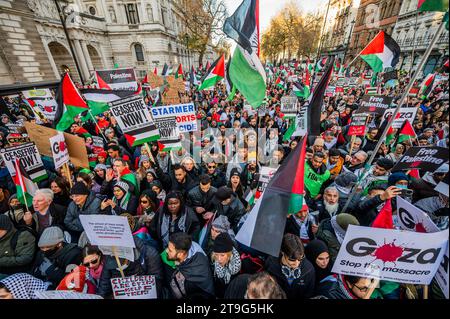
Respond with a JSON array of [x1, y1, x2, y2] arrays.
[[73, 39, 90, 81], [99, 0, 111, 23], [81, 41, 95, 74], [140, 0, 148, 23], [152, 0, 160, 22]]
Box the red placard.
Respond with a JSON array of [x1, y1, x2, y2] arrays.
[[348, 125, 366, 136]]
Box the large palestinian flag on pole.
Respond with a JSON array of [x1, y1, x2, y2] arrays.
[[197, 55, 225, 91], [224, 0, 266, 107], [419, 72, 436, 98], [13, 158, 38, 208], [236, 135, 307, 257], [54, 73, 88, 131], [397, 119, 417, 144], [359, 31, 401, 73], [80, 88, 135, 119]]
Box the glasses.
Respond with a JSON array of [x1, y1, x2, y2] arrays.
[[83, 258, 99, 267], [285, 253, 305, 263], [352, 284, 370, 293], [140, 200, 149, 204], [208, 165, 216, 169]]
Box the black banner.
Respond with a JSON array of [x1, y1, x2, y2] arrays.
[[392, 146, 449, 173], [355, 95, 394, 116]]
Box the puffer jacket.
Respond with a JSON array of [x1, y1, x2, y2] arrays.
[[0, 226, 36, 274], [64, 193, 102, 234], [186, 185, 217, 212], [215, 195, 246, 233], [96, 236, 164, 298]]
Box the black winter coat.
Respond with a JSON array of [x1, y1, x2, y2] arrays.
[[186, 185, 217, 212], [354, 194, 385, 226], [215, 196, 246, 233], [30, 203, 67, 234], [264, 256, 316, 299]]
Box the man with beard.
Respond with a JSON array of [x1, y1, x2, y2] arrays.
[[164, 232, 215, 299], [304, 152, 331, 202], [362, 128, 379, 153], [342, 150, 368, 173], [314, 186, 342, 222]]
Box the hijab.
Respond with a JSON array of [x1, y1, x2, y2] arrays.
[[304, 239, 332, 283]]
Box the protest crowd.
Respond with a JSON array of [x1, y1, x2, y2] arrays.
[[0, 1, 449, 301]]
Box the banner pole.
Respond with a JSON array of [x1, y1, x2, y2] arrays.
[[64, 162, 73, 188], [88, 110, 108, 142], [112, 246, 126, 279], [341, 20, 446, 214], [423, 285, 429, 299]]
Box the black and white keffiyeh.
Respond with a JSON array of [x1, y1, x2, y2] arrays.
[[0, 273, 50, 299], [213, 248, 241, 284], [331, 216, 346, 244]]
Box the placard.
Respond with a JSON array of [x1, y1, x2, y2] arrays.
[[280, 96, 298, 118], [255, 166, 278, 200], [292, 106, 307, 137], [109, 95, 160, 146], [0, 142, 47, 182], [111, 275, 157, 299], [151, 103, 198, 132], [355, 95, 394, 115], [397, 196, 439, 233], [332, 225, 449, 285], [392, 146, 448, 173], [22, 89, 57, 120], [95, 68, 138, 91], [382, 107, 418, 129], [154, 116, 181, 150], [348, 114, 368, 136], [49, 133, 70, 170]]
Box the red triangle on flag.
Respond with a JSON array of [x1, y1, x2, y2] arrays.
[[399, 120, 416, 137], [157, 141, 165, 151], [212, 55, 225, 77], [153, 67, 158, 75], [62, 73, 88, 109], [96, 71, 112, 90], [372, 199, 394, 229], [360, 31, 385, 55], [124, 134, 136, 146]]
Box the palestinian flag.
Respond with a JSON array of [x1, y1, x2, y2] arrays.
[[308, 56, 334, 136], [158, 140, 182, 152], [244, 188, 255, 206], [13, 159, 38, 207], [365, 86, 379, 95], [119, 167, 139, 195], [235, 135, 307, 257], [153, 67, 158, 75], [371, 199, 394, 229], [419, 73, 436, 98], [74, 126, 91, 139], [334, 59, 341, 73], [386, 125, 396, 146], [161, 63, 169, 76], [275, 76, 285, 89], [80, 88, 135, 118], [54, 73, 88, 131], [88, 153, 98, 169], [359, 31, 401, 73], [315, 57, 327, 72], [397, 120, 417, 144], [292, 81, 310, 99], [224, 0, 266, 107], [190, 65, 200, 87], [175, 64, 183, 79], [198, 55, 225, 91], [418, 0, 449, 11]]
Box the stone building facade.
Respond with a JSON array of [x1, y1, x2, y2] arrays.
[[0, 0, 217, 85]]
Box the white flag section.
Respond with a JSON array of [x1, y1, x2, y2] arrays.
[[111, 275, 157, 299], [80, 215, 136, 261], [49, 133, 69, 170], [34, 291, 103, 299], [332, 225, 449, 285], [292, 107, 308, 137], [396, 196, 439, 233], [235, 191, 263, 248]]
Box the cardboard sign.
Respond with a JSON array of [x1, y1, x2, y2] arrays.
[[281, 96, 298, 118], [49, 133, 69, 170], [22, 89, 57, 120], [332, 225, 449, 285], [99, 245, 135, 262], [348, 114, 368, 136], [95, 68, 138, 91], [23, 122, 89, 169], [0, 142, 47, 182], [34, 291, 103, 299], [397, 196, 439, 233], [109, 95, 160, 146], [355, 95, 394, 115], [6, 133, 30, 146], [111, 275, 157, 299], [382, 107, 418, 129], [435, 245, 449, 299], [392, 146, 448, 173], [146, 72, 164, 89], [79, 214, 136, 248], [151, 103, 198, 132]]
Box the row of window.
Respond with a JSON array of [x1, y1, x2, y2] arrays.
[[133, 43, 192, 62]]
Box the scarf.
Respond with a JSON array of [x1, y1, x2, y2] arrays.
[[113, 192, 131, 210], [89, 261, 104, 282], [331, 216, 346, 244], [161, 210, 187, 248], [281, 264, 302, 285], [293, 215, 311, 242], [0, 273, 50, 299], [213, 248, 241, 284], [336, 274, 358, 299]]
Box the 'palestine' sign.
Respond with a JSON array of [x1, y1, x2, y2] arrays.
[[280, 96, 298, 118], [382, 107, 418, 129], [356, 95, 393, 116], [348, 114, 368, 136], [95, 68, 138, 91], [0, 142, 47, 182], [109, 95, 160, 146], [392, 146, 448, 173], [332, 225, 449, 285]]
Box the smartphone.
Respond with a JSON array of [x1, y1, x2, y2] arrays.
[[400, 188, 413, 198]]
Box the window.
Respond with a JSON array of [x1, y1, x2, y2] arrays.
[[134, 43, 144, 61], [89, 6, 96, 15], [161, 7, 167, 26], [147, 4, 153, 22], [108, 6, 117, 23], [126, 3, 140, 24]]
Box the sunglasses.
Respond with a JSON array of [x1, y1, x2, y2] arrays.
[[83, 258, 99, 267], [140, 200, 149, 204], [208, 165, 216, 169], [285, 253, 305, 263]]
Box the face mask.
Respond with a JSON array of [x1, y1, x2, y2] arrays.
[[43, 246, 60, 258], [395, 184, 407, 189]]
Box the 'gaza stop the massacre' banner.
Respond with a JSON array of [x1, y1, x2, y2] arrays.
[[332, 225, 449, 285], [109, 95, 160, 146]]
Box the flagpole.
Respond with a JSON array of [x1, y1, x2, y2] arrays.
[[341, 20, 447, 214], [312, 0, 332, 87], [14, 159, 30, 212], [346, 30, 385, 69], [88, 110, 108, 142], [409, 10, 420, 78]]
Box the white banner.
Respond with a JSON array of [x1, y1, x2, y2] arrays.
[[281, 96, 298, 118], [292, 106, 308, 137], [49, 133, 69, 170], [382, 107, 418, 129], [111, 275, 157, 299], [151, 103, 198, 132], [435, 244, 449, 299], [332, 225, 449, 285], [397, 196, 439, 233], [22, 89, 57, 120], [34, 291, 103, 299]]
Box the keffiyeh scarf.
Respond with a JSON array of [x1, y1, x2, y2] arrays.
[[331, 216, 346, 244], [213, 248, 241, 284], [0, 273, 50, 299], [161, 211, 187, 248]]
